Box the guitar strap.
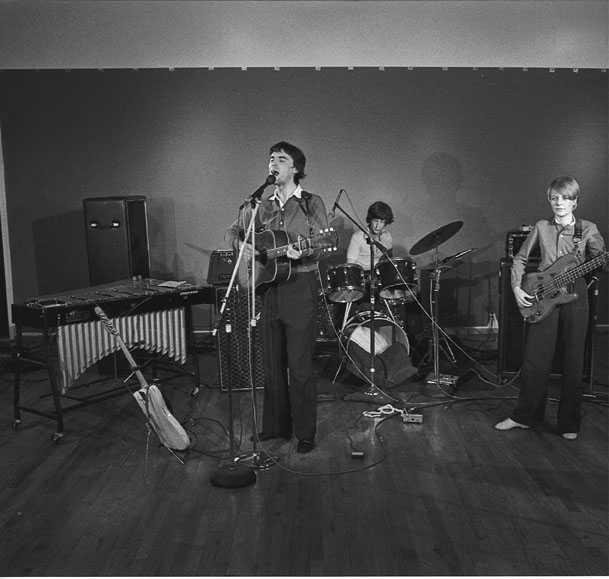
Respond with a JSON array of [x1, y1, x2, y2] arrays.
[[570, 219, 584, 292], [573, 219, 583, 259], [297, 191, 314, 235]]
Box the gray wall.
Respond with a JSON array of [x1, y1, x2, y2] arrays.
[[1, 1, 607, 69], [2, 68, 607, 326]]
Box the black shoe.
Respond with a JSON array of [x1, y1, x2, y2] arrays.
[[251, 431, 291, 442], [296, 439, 315, 453]]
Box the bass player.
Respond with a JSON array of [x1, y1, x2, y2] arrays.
[[227, 141, 329, 453], [495, 176, 606, 440]]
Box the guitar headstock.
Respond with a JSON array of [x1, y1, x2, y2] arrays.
[[314, 227, 339, 253]]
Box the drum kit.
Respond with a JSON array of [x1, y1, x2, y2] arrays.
[[323, 220, 474, 399]]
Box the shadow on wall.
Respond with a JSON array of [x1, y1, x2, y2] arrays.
[[32, 210, 89, 295], [410, 152, 499, 326]]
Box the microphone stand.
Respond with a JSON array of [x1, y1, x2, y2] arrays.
[[333, 200, 397, 404], [209, 179, 276, 488]]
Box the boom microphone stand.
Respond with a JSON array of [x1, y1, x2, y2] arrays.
[[333, 199, 397, 404], [209, 175, 277, 488]]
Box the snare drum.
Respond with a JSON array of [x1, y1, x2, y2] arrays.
[[326, 264, 365, 303], [375, 257, 418, 302]]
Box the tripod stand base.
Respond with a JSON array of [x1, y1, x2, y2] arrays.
[[425, 373, 458, 387], [343, 387, 395, 404], [210, 463, 256, 488], [235, 450, 277, 471]]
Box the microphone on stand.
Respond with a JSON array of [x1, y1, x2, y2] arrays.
[[249, 173, 277, 202], [241, 173, 278, 208], [441, 247, 477, 265], [328, 188, 345, 220]]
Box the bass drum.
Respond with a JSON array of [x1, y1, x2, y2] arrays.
[[341, 313, 417, 387]]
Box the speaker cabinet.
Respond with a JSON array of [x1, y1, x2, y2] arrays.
[[83, 196, 150, 285], [497, 258, 593, 378], [216, 286, 265, 391]]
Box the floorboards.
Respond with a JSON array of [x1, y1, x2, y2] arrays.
[[0, 331, 607, 576]]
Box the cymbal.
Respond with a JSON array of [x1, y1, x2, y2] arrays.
[[409, 221, 463, 256]]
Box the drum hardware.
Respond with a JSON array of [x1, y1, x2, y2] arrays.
[[409, 222, 467, 388]]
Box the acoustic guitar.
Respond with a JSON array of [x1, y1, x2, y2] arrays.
[[237, 227, 338, 290], [94, 305, 191, 451], [519, 251, 608, 323]]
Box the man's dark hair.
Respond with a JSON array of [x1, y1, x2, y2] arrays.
[[366, 201, 394, 225], [269, 141, 306, 184]]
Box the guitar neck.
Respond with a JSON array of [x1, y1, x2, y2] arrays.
[[267, 241, 305, 259], [555, 252, 608, 286]]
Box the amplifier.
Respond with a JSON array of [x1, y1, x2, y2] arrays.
[[215, 286, 265, 391], [505, 226, 540, 260], [207, 250, 236, 286]]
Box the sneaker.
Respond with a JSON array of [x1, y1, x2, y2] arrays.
[[494, 417, 531, 431], [561, 432, 578, 440]]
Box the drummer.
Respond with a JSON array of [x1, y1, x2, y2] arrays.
[[346, 201, 394, 270]]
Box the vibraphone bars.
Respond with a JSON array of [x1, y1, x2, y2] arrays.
[[12, 279, 215, 440]]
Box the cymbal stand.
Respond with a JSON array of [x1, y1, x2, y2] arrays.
[[424, 247, 458, 389], [333, 200, 396, 404]]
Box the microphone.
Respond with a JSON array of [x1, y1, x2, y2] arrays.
[[328, 189, 345, 220], [249, 173, 277, 203], [333, 189, 345, 211], [441, 247, 477, 265]]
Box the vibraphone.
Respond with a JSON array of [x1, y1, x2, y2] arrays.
[[12, 279, 215, 440]]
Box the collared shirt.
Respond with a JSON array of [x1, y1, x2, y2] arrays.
[[346, 229, 393, 270], [511, 216, 606, 290], [268, 184, 302, 207]]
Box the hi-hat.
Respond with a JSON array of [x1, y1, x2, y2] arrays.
[[409, 221, 463, 256]]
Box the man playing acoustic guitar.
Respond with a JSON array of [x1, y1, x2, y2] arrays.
[[228, 142, 330, 453], [495, 176, 607, 440]]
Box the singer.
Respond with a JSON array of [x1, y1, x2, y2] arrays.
[[226, 141, 329, 453]]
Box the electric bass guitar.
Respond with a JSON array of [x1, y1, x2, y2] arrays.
[[237, 227, 338, 290], [519, 251, 608, 323], [94, 305, 191, 451]]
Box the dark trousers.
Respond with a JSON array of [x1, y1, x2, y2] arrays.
[[261, 271, 318, 441], [512, 278, 589, 433]]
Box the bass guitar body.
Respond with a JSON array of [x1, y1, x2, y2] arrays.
[[519, 253, 581, 324]]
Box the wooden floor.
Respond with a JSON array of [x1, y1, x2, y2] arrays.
[[0, 331, 607, 576]]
